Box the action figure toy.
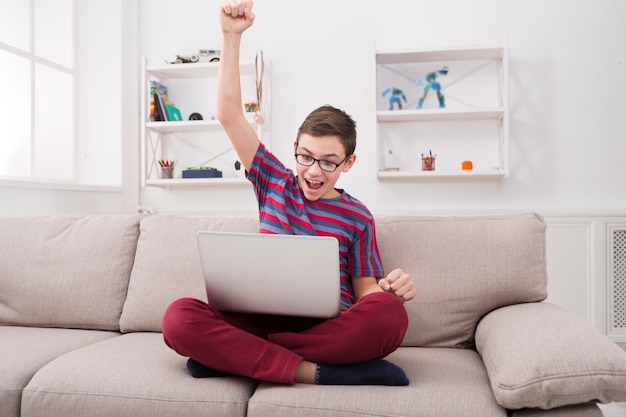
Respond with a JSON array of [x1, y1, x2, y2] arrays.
[[415, 66, 448, 109], [382, 87, 407, 111]]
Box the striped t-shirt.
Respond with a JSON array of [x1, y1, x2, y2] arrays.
[[247, 143, 384, 310]]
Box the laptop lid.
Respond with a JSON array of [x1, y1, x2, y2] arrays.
[[196, 231, 341, 318]]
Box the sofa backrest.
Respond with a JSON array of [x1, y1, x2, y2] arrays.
[[0, 212, 547, 347], [120, 212, 547, 350], [119, 215, 259, 332], [0, 214, 142, 331], [375, 212, 548, 348]]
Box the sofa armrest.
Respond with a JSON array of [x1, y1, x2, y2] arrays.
[[475, 302, 626, 410]]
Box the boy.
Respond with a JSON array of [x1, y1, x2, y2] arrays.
[[162, 0, 417, 386]]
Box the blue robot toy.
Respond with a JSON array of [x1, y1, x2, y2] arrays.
[[415, 66, 449, 109], [382, 87, 407, 110]]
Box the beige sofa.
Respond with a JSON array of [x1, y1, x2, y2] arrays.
[[2, 212, 626, 417]]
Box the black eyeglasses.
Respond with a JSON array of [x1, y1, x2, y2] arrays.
[[294, 153, 350, 173]]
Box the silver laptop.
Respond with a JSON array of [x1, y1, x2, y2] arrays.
[[196, 231, 341, 318]]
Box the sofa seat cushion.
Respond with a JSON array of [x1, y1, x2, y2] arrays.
[[120, 215, 258, 332], [375, 213, 548, 348], [248, 347, 506, 417], [0, 214, 142, 330], [21, 332, 258, 417], [476, 302, 626, 410], [0, 326, 119, 417]]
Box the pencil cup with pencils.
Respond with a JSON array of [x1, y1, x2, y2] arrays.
[[421, 151, 436, 171], [158, 160, 176, 179]]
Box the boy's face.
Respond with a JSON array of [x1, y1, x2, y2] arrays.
[[294, 133, 356, 201]]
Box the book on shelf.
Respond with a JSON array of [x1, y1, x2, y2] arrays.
[[149, 92, 157, 121], [151, 92, 167, 121], [150, 80, 171, 121], [166, 103, 183, 121]]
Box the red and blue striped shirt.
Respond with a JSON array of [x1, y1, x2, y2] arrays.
[[247, 143, 384, 310]]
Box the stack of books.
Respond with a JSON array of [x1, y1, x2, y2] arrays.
[[149, 81, 182, 122]]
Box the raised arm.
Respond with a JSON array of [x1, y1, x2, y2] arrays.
[[217, 0, 260, 171]]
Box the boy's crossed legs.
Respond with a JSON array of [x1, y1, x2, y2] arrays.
[[162, 291, 409, 385]]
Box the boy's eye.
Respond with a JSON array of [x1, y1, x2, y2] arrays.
[[319, 160, 337, 170], [300, 155, 314, 163]]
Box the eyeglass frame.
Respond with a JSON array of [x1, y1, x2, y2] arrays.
[[294, 153, 352, 173]]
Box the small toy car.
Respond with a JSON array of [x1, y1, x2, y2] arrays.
[[197, 49, 220, 62], [169, 49, 221, 64]]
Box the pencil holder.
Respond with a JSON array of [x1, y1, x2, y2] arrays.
[[159, 166, 174, 179], [421, 156, 436, 171]]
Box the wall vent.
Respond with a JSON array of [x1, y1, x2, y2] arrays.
[[611, 228, 626, 334]]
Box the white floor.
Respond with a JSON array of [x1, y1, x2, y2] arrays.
[[598, 402, 626, 417]]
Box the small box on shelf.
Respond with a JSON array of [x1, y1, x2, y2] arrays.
[[182, 168, 223, 179]]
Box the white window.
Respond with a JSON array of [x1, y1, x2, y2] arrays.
[[0, 0, 76, 182]]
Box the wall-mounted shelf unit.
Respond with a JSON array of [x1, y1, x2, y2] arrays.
[[375, 45, 508, 179], [140, 57, 269, 187]]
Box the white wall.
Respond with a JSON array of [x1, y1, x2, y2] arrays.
[[136, 0, 626, 216], [1, 1, 624, 214], [77, 1, 123, 187], [0, 182, 127, 215]]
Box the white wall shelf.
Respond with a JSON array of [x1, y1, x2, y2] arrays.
[[141, 57, 269, 187], [145, 60, 256, 79], [377, 108, 505, 122], [146, 117, 258, 133], [146, 177, 249, 186], [377, 169, 506, 179], [375, 44, 509, 179]]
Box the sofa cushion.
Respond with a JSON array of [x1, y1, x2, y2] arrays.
[[119, 215, 259, 332], [21, 332, 257, 417], [476, 302, 626, 410], [375, 213, 547, 348], [0, 326, 119, 417], [0, 215, 142, 330], [248, 347, 505, 417]]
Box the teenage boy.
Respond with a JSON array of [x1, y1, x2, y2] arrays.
[[161, 0, 417, 386]]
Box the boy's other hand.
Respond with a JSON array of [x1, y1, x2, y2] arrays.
[[220, 0, 255, 34], [378, 268, 416, 303]]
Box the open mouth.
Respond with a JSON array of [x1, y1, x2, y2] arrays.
[[305, 178, 324, 191]]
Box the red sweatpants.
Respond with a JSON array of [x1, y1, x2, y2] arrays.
[[162, 291, 408, 384]]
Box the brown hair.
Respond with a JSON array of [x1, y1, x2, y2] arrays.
[[296, 105, 357, 156]]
